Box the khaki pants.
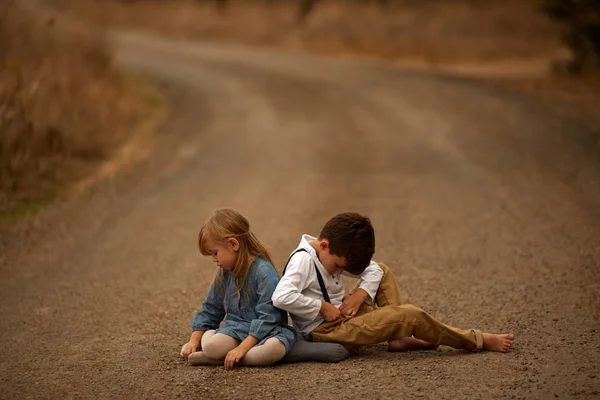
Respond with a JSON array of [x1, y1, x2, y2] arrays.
[[308, 263, 483, 351]]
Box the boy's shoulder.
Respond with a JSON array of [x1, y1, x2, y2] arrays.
[[287, 245, 315, 266], [289, 235, 315, 259]]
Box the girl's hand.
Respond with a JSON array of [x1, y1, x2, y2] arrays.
[[180, 340, 200, 358], [224, 346, 249, 370]]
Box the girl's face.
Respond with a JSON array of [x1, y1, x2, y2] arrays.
[[204, 238, 239, 270]]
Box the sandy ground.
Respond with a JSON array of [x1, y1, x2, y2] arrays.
[[1, 31, 599, 399]]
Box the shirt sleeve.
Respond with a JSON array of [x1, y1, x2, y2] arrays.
[[357, 261, 383, 304], [248, 265, 286, 341], [191, 271, 226, 332], [272, 253, 322, 321]]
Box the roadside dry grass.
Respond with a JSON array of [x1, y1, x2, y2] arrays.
[[0, 2, 163, 223]]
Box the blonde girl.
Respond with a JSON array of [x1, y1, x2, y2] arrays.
[[180, 208, 298, 369]]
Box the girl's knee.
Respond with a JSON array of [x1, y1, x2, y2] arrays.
[[265, 337, 286, 359], [201, 335, 237, 359], [201, 338, 223, 359], [243, 338, 286, 366]]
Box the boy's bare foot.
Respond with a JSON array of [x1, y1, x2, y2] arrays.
[[342, 343, 363, 354], [482, 333, 514, 353], [388, 337, 439, 352]]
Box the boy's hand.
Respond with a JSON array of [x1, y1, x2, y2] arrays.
[[224, 346, 250, 370], [320, 301, 341, 322], [339, 289, 369, 317]]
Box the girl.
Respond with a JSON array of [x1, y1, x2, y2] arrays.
[[180, 208, 348, 369]]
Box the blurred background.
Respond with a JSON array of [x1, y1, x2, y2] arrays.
[[1, 0, 599, 222]]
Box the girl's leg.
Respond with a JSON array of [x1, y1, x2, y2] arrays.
[[188, 330, 240, 365], [187, 352, 223, 366], [239, 338, 287, 367], [201, 331, 240, 359]]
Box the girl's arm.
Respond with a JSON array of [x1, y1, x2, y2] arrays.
[[181, 330, 205, 358], [181, 271, 226, 359], [224, 335, 259, 370], [223, 265, 280, 369], [249, 265, 286, 340], [191, 271, 227, 332]]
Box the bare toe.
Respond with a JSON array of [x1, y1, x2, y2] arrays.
[[483, 333, 515, 353]]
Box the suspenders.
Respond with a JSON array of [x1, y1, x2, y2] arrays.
[[282, 248, 331, 303]]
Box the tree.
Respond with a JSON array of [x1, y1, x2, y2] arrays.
[[542, 0, 600, 74], [297, 0, 318, 25]]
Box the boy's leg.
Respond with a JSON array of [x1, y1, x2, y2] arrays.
[[239, 338, 287, 366], [280, 339, 350, 363], [374, 263, 404, 307], [348, 262, 403, 307], [310, 304, 483, 351]]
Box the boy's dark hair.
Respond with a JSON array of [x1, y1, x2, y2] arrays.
[[318, 212, 375, 275]]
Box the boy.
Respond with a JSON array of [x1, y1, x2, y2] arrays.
[[272, 212, 514, 353]]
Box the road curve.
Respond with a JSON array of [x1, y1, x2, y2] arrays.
[[1, 31, 599, 399]]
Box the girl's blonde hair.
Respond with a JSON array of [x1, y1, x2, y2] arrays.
[[198, 208, 274, 299]]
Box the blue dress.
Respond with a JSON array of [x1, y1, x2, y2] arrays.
[[192, 257, 297, 352]]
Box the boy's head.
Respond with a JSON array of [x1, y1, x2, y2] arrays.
[[318, 212, 375, 275]]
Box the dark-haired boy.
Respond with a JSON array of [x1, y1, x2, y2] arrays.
[[272, 212, 514, 353]]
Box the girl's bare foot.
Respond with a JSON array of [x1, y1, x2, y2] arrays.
[[482, 333, 515, 353], [388, 337, 439, 352], [187, 351, 223, 366]]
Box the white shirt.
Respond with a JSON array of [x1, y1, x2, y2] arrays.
[[272, 234, 383, 335]]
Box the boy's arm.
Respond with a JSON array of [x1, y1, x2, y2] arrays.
[[354, 261, 384, 303], [272, 254, 322, 321], [339, 262, 382, 316]]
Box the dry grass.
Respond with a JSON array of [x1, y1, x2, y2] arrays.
[[0, 1, 145, 216]]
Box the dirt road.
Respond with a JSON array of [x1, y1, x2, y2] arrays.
[[1, 31, 599, 399]]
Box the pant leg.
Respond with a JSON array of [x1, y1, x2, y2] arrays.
[[310, 304, 480, 351], [347, 262, 403, 307], [374, 263, 404, 307], [239, 338, 287, 366]]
